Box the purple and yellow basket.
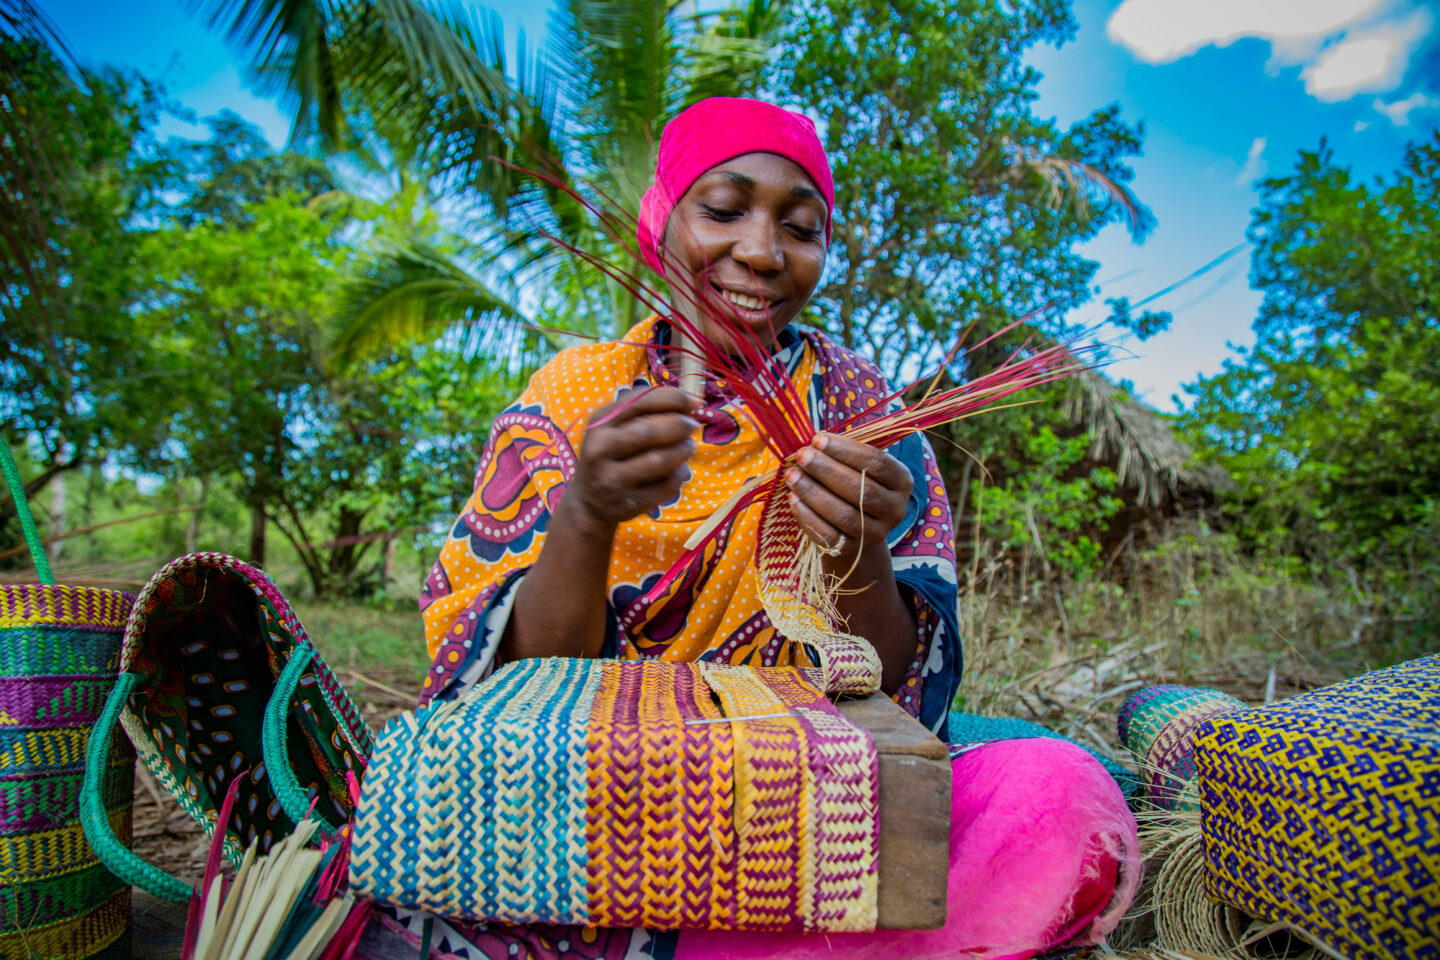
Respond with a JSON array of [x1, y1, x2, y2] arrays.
[[1, 583, 134, 960]]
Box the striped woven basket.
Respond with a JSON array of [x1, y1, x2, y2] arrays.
[[80, 553, 374, 904], [1, 446, 134, 960], [1116, 685, 1245, 813], [350, 658, 881, 933]]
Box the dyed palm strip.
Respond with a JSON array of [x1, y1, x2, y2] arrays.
[[1195, 654, 1440, 960], [350, 659, 880, 932], [0, 583, 134, 960]]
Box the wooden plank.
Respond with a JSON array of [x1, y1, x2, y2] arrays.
[[837, 693, 951, 930]]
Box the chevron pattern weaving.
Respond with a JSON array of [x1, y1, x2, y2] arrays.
[[0, 585, 134, 960], [349, 658, 880, 932], [1194, 654, 1440, 959]]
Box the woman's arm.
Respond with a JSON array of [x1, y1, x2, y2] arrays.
[[500, 386, 700, 661], [783, 432, 919, 693]]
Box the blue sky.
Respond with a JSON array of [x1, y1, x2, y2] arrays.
[[39, 0, 1440, 410]]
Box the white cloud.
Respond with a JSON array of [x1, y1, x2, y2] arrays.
[[1236, 137, 1268, 185], [1107, 0, 1388, 64], [1108, 0, 1434, 104], [1302, 10, 1434, 100], [1374, 90, 1440, 124], [1355, 118, 1373, 131]]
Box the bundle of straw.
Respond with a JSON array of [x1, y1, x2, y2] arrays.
[[182, 777, 371, 960]]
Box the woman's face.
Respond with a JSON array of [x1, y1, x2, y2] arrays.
[[661, 151, 828, 350]]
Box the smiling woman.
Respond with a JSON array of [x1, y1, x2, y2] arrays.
[[410, 97, 1138, 960]]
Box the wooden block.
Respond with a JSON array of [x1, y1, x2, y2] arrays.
[[837, 693, 950, 930]]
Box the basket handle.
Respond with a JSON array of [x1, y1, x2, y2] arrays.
[[263, 644, 339, 837], [0, 441, 53, 584], [81, 672, 193, 902]]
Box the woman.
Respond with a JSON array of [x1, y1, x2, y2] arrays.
[[404, 97, 1138, 960]]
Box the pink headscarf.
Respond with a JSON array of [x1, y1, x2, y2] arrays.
[[636, 97, 835, 274]]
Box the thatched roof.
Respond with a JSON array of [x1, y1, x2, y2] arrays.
[[1063, 370, 1231, 510]]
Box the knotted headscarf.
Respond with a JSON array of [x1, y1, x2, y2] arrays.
[[636, 97, 835, 274]]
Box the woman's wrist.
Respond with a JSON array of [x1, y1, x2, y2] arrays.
[[558, 484, 620, 544]]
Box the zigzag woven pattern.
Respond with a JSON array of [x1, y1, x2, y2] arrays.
[[0, 585, 131, 631], [0, 888, 129, 960], [753, 477, 882, 697], [350, 659, 879, 932], [1194, 654, 1440, 960]]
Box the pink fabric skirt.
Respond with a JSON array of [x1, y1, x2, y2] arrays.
[[358, 738, 1140, 960], [675, 738, 1141, 960]]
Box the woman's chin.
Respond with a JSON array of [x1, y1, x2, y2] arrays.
[[694, 309, 789, 353]]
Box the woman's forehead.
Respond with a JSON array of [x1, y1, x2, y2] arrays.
[[690, 152, 825, 203]]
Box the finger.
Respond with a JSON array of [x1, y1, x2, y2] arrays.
[[592, 385, 699, 428], [615, 471, 689, 519], [810, 433, 910, 489], [605, 413, 698, 459], [794, 447, 907, 521], [786, 490, 844, 551], [612, 440, 696, 487], [785, 465, 885, 543]]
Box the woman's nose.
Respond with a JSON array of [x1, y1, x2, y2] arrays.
[[730, 214, 784, 273]]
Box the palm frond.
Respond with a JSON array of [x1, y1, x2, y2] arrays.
[[548, 0, 679, 209], [328, 236, 530, 368], [190, 0, 516, 152], [1006, 143, 1155, 240], [678, 0, 790, 108], [189, 0, 346, 145]]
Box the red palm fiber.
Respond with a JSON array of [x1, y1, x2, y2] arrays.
[[497, 161, 1102, 601]]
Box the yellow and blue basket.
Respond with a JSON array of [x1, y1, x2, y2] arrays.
[[1195, 654, 1440, 959]]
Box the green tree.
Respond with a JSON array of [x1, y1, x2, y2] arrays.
[[1, 25, 174, 526], [1183, 137, 1440, 554], [775, 0, 1161, 377], [1181, 137, 1440, 649], [192, 0, 789, 362]]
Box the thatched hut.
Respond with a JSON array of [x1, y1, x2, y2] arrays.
[[1063, 370, 1231, 512]]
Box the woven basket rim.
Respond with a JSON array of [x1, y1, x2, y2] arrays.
[[0, 583, 135, 631]]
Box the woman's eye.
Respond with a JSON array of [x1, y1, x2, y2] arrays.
[[787, 223, 822, 240], [701, 204, 741, 221]]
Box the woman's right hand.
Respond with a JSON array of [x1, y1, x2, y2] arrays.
[[564, 386, 701, 535]]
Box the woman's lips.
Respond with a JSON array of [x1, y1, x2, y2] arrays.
[[708, 283, 782, 322]]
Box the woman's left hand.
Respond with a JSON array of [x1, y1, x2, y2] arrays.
[[784, 432, 913, 561]]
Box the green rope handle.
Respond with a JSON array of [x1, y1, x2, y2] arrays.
[[0, 441, 53, 583], [81, 672, 193, 902], [262, 644, 337, 837]]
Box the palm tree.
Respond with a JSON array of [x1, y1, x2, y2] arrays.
[[193, 0, 1148, 373], [191, 0, 788, 365]]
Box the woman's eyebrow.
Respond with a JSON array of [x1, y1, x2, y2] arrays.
[[715, 171, 755, 189], [709, 170, 822, 204]]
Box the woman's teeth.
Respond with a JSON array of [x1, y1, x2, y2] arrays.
[[721, 289, 770, 311]]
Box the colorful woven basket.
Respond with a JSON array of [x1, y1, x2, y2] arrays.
[[349, 658, 880, 933], [1194, 655, 1440, 958], [80, 553, 374, 903], [0, 444, 134, 960], [1117, 685, 1245, 813]]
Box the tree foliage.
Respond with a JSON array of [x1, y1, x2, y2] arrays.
[[1182, 137, 1440, 557], [774, 0, 1162, 378], [1181, 136, 1440, 649], [0, 34, 173, 515]]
